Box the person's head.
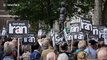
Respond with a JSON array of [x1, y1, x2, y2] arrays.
[[98, 41, 105, 48], [23, 45, 31, 52], [78, 40, 86, 51], [57, 53, 68, 60], [46, 52, 57, 60], [60, 42, 68, 51], [32, 41, 40, 50], [89, 40, 97, 49], [77, 51, 87, 60], [97, 47, 107, 60], [4, 42, 16, 57], [42, 39, 50, 50]]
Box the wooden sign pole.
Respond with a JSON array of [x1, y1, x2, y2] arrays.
[[17, 38, 20, 60], [71, 35, 73, 52]]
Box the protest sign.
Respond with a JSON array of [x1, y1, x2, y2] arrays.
[[7, 21, 29, 37], [92, 25, 99, 37], [104, 28, 107, 45], [80, 18, 92, 32], [99, 26, 106, 39], [70, 23, 80, 33], [71, 32, 85, 40], [2, 27, 7, 36], [7, 20, 29, 60], [88, 35, 98, 41], [22, 33, 36, 45]]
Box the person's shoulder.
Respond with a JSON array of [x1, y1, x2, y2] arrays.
[[3, 56, 14, 60], [84, 48, 88, 52]]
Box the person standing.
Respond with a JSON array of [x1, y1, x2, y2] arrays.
[[30, 42, 41, 60], [97, 47, 107, 60], [2, 42, 16, 60], [41, 39, 54, 60], [84, 40, 97, 59]]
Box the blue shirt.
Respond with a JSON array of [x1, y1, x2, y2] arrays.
[[84, 47, 97, 59], [30, 50, 41, 60]]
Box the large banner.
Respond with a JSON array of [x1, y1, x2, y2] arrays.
[[80, 18, 92, 32], [7, 21, 29, 37]]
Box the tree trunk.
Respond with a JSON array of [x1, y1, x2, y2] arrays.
[[102, 0, 107, 26], [93, 0, 102, 25]]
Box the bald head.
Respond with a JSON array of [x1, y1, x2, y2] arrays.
[[46, 52, 56, 60], [97, 47, 107, 60]]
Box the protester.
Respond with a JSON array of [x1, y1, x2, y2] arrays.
[[41, 39, 50, 50], [22, 45, 31, 60], [57, 53, 68, 60], [71, 40, 87, 60], [76, 40, 87, 53], [77, 51, 87, 60], [41, 38, 54, 60], [58, 42, 70, 60], [71, 41, 79, 53], [98, 41, 105, 48], [46, 52, 57, 60], [97, 47, 107, 60], [84, 40, 97, 59], [30, 42, 41, 60], [2, 42, 16, 60], [59, 42, 68, 53]]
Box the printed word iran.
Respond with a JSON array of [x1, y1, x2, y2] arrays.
[[9, 24, 27, 34]]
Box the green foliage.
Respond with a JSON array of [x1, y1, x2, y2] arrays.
[[5, 0, 94, 30]]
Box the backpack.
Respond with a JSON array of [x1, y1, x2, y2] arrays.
[[30, 51, 41, 60]]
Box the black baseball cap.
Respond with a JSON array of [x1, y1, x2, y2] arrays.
[[89, 40, 97, 45]]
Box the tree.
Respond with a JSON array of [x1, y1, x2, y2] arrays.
[[5, 0, 95, 31], [102, 0, 107, 26], [93, 0, 102, 25]]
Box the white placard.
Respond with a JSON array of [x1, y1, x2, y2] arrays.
[[104, 28, 107, 45], [92, 25, 99, 37], [99, 26, 106, 39], [70, 23, 80, 33]]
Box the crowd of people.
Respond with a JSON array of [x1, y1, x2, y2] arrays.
[[0, 35, 107, 60]]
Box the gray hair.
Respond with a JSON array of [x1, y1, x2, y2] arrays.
[[57, 53, 68, 60], [4, 42, 16, 55]]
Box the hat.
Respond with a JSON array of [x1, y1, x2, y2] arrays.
[[89, 40, 97, 45]]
